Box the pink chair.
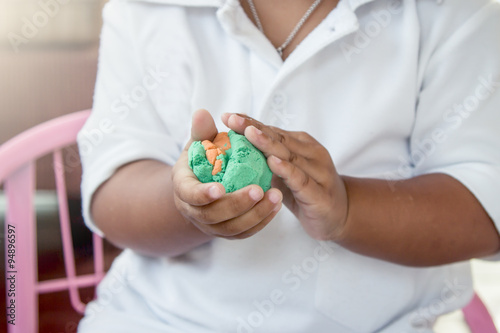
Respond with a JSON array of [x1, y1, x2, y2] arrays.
[[0, 110, 497, 333], [463, 293, 498, 333], [0, 110, 105, 333]]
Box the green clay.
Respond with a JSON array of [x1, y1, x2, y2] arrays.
[[188, 130, 272, 193]]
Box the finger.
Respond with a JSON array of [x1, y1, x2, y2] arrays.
[[206, 189, 283, 238], [173, 150, 225, 206], [225, 202, 282, 240], [220, 112, 232, 127], [271, 176, 297, 214], [222, 113, 259, 134], [222, 113, 312, 149], [223, 113, 333, 182], [183, 109, 218, 151], [245, 125, 322, 178], [192, 109, 218, 142], [247, 126, 337, 184], [267, 155, 321, 201], [222, 113, 308, 170], [174, 173, 225, 206], [189, 185, 267, 224], [174, 109, 223, 206], [222, 113, 285, 144], [264, 128, 321, 160], [244, 125, 298, 159]]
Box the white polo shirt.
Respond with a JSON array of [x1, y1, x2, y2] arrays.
[[77, 0, 500, 332]]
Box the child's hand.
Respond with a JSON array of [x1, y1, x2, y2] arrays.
[[222, 113, 348, 241], [172, 110, 283, 240]]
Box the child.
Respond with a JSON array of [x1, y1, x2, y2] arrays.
[[77, 0, 500, 332]]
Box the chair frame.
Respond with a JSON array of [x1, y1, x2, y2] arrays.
[[463, 293, 498, 333], [1, 110, 104, 333]]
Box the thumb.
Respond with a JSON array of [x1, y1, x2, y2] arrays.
[[191, 109, 218, 142]]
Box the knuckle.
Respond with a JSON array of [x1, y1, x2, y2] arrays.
[[310, 144, 327, 159], [275, 132, 286, 144], [252, 203, 272, 221], [268, 125, 279, 133], [301, 174, 311, 188], [297, 131, 310, 141], [288, 152, 299, 163], [226, 194, 243, 215], [291, 130, 312, 143], [194, 206, 213, 224]]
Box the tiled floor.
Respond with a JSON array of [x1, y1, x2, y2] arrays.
[[435, 259, 500, 332]]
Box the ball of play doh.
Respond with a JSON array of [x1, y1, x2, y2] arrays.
[[188, 130, 272, 192]]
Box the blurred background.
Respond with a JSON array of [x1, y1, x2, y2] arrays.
[[0, 0, 499, 332], [0, 0, 106, 191], [0, 1, 120, 332]]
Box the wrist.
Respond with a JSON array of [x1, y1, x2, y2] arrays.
[[324, 175, 351, 242]]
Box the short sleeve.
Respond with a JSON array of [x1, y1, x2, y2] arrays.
[[411, 2, 500, 257], [77, 0, 193, 235]]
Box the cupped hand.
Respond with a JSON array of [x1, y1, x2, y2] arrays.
[[222, 113, 348, 241], [172, 109, 283, 240]]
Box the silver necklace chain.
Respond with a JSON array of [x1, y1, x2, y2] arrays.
[[245, 0, 323, 56]]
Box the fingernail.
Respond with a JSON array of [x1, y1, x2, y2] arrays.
[[232, 114, 245, 126], [271, 155, 282, 164], [249, 188, 263, 201], [269, 191, 282, 204], [251, 126, 262, 135], [209, 185, 223, 199]]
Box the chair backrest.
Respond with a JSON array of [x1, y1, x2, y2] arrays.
[[0, 110, 104, 333]]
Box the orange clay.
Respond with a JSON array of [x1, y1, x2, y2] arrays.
[[212, 159, 223, 175], [213, 132, 231, 151], [202, 132, 231, 175], [202, 140, 217, 151], [205, 149, 219, 165]]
